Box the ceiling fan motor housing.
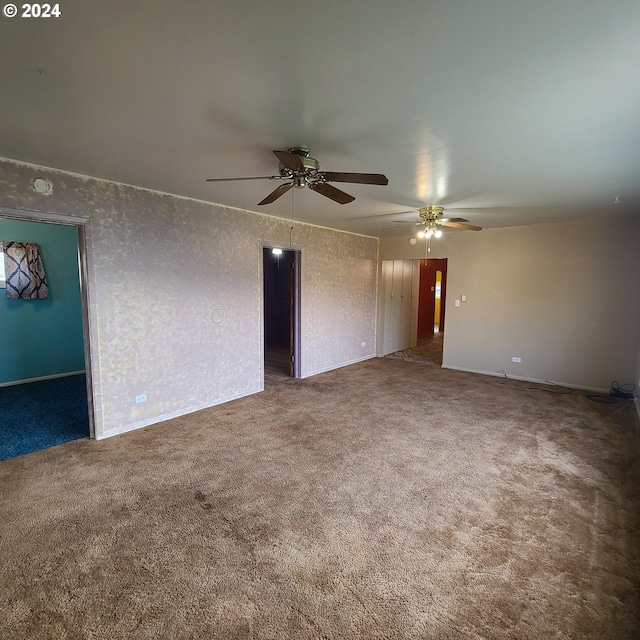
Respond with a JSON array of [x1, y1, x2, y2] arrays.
[[280, 146, 320, 187], [288, 145, 311, 157], [419, 206, 444, 222]]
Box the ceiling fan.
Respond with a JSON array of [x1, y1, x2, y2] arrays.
[[206, 145, 388, 205], [394, 206, 483, 237]]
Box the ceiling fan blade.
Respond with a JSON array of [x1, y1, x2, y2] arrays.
[[440, 217, 469, 223], [309, 182, 355, 204], [258, 183, 293, 205], [321, 171, 389, 185], [273, 150, 305, 172], [206, 175, 279, 182], [439, 220, 483, 231]]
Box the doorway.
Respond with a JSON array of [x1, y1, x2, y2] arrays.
[[0, 213, 94, 459], [263, 247, 300, 381], [417, 258, 448, 365], [418, 258, 448, 336]]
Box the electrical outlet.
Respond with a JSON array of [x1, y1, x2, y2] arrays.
[[361, 341, 366, 347], [135, 394, 147, 404], [512, 357, 521, 363]]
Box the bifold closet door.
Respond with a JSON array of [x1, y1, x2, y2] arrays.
[[381, 259, 419, 355]]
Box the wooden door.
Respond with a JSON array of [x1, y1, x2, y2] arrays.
[[381, 260, 394, 354], [399, 259, 413, 349], [418, 258, 448, 336], [381, 259, 418, 355]]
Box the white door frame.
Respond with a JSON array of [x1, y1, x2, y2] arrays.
[[262, 244, 302, 379], [0, 206, 95, 439]]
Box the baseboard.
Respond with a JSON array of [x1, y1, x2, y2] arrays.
[[301, 354, 375, 379], [441, 365, 609, 394], [98, 385, 263, 440], [0, 370, 86, 388]]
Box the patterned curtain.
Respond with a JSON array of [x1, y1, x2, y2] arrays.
[[2, 241, 49, 300]]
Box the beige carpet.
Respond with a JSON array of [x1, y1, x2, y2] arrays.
[[1, 358, 639, 639], [385, 333, 444, 365]]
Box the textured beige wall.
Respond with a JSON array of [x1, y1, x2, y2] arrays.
[[380, 217, 640, 391], [0, 159, 377, 438]]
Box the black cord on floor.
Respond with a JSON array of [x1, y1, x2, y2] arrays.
[[584, 381, 635, 404], [584, 392, 617, 404], [500, 370, 573, 395], [610, 381, 636, 399]]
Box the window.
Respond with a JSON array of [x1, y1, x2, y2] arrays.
[[0, 244, 5, 288]]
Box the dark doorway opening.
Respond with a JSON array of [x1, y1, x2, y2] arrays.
[[263, 247, 300, 381]]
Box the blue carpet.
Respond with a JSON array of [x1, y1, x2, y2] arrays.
[[0, 374, 89, 460]]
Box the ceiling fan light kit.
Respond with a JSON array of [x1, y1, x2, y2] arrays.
[[206, 145, 388, 206]]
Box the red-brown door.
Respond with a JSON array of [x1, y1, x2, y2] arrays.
[[417, 258, 448, 337]]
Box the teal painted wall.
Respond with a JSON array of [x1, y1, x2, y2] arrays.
[[0, 219, 85, 384]]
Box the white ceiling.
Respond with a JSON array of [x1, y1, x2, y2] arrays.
[[1, 0, 639, 237]]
